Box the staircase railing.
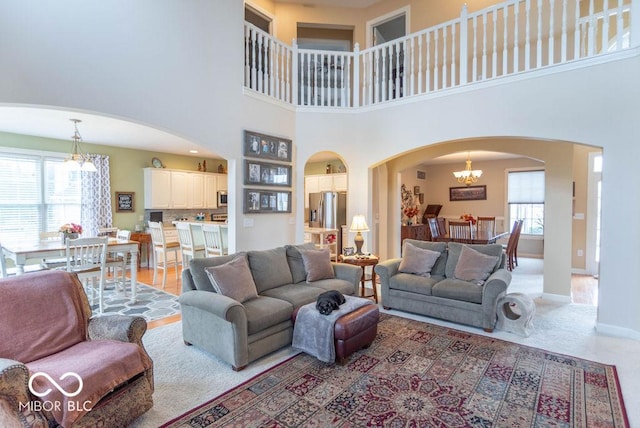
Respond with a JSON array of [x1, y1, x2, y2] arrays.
[[244, 0, 634, 108]]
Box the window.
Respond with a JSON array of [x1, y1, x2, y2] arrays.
[[0, 150, 81, 242], [507, 169, 545, 235]]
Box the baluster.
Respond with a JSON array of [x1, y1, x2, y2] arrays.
[[402, 39, 408, 97], [442, 28, 448, 87], [601, 0, 609, 55], [348, 51, 354, 107], [426, 32, 431, 92], [434, 29, 440, 89], [366, 51, 373, 105], [269, 38, 274, 96], [460, 4, 468, 84], [537, 0, 543, 67], [514, 2, 520, 72], [615, 0, 623, 50], [472, 15, 478, 81], [381, 47, 387, 101], [251, 29, 257, 91], [321, 53, 326, 106], [574, 0, 581, 58], [549, 0, 556, 64], [244, 25, 250, 87], [587, 0, 595, 56], [288, 43, 294, 104], [418, 34, 423, 94], [482, 12, 488, 79], [374, 49, 380, 103], [274, 42, 279, 99], [451, 23, 457, 86], [395, 42, 401, 99], [409, 38, 415, 96], [525, 0, 531, 71], [305, 51, 311, 105], [560, 0, 568, 62], [492, 9, 498, 78], [503, 4, 509, 74]]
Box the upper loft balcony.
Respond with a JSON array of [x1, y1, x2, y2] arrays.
[[244, 0, 635, 109]]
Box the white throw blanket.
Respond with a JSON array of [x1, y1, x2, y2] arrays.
[[292, 295, 374, 363]]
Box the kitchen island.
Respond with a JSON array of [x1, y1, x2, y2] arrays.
[[304, 226, 339, 261]]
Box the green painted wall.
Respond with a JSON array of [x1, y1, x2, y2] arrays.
[[0, 131, 226, 230]]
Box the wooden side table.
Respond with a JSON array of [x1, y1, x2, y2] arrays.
[[130, 232, 152, 269], [340, 255, 379, 303]]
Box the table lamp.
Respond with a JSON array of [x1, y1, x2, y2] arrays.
[[349, 215, 369, 255]]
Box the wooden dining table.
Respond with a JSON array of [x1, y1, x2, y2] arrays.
[[1, 237, 141, 303]]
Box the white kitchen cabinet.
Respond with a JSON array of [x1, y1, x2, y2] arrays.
[[333, 173, 347, 191], [318, 175, 333, 191], [144, 168, 227, 209], [304, 173, 347, 208], [204, 174, 218, 209], [144, 168, 172, 209]]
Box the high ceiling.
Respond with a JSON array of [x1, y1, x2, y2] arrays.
[[274, 0, 384, 8]]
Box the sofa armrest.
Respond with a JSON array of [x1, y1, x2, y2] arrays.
[[0, 358, 49, 427], [179, 290, 246, 323], [88, 315, 148, 346], [374, 258, 401, 285], [482, 268, 512, 305], [332, 263, 361, 293]]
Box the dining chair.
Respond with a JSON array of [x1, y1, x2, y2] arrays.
[[104, 229, 132, 293], [427, 217, 441, 241], [476, 216, 497, 236], [176, 223, 206, 270], [65, 236, 108, 313], [148, 221, 181, 288], [202, 224, 228, 257], [97, 227, 119, 237], [448, 221, 473, 243], [38, 231, 68, 268], [504, 220, 524, 271], [436, 217, 447, 237]]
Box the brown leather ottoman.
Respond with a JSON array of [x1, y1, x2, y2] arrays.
[[293, 304, 379, 365]]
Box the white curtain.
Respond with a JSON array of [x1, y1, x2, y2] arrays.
[[81, 154, 113, 237]]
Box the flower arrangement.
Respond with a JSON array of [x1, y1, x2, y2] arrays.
[[59, 223, 83, 234], [460, 214, 476, 225], [325, 233, 336, 244], [403, 206, 420, 218]]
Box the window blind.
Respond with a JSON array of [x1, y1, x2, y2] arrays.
[[508, 170, 545, 204]]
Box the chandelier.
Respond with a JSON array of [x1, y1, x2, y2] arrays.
[[453, 153, 482, 186], [65, 119, 97, 172]]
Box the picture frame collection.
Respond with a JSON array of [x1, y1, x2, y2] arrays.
[[243, 130, 293, 214]]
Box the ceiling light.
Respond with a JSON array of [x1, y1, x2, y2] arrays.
[[65, 119, 96, 172], [453, 152, 482, 186], [189, 149, 199, 154]]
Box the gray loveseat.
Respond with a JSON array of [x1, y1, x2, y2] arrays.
[[179, 244, 361, 370], [375, 240, 511, 332]]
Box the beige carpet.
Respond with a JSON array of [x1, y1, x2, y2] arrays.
[[131, 259, 640, 427]]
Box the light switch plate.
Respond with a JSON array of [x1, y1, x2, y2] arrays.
[[243, 218, 254, 227]]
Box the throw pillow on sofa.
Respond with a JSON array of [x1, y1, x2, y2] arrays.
[[453, 245, 499, 285], [398, 242, 441, 277], [299, 248, 335, 282], [205, 255, 258, 303], [285, 243, 319, 283]]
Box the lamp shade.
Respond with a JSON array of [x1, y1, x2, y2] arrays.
[[349, 215, 369, 232]]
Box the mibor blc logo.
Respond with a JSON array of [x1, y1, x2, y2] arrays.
[[20, 371, 92, 413]]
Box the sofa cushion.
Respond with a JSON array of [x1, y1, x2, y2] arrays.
[[205, 255, 258, 303], [300, 248, 335, 282], [445, 242, 503, 280], [247, 247, 294, 293], [398, 242, 441, 277], [389, 272, 441, 296], [260, 283, 325, 309], [402, 239, 448, 276], [242, 296, 293, 336], [432, 278, 484, 304], [189, 254, 241, 292], [453, 245, 499, 285], [302, 277, 356, 296], [285, 243, 318, 283]]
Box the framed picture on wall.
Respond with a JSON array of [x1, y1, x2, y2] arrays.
[[115, 192, 135, 212], [449, 185, 487, 201], [244, 160, 292, 187], [244, 130, 292, 162], [244, 189, 291, 213]]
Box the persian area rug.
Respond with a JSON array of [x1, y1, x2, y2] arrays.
[[162, 313, 628, 427], [89, 280, 180, 322]]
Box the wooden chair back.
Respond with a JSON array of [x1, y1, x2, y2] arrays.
[[476, 216, 496, 235], [505, 220, 524, 270], [448, 221, 473, 243], [427, 217, 441, 240]]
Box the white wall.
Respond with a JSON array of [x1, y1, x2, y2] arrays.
[[1, 1, 638, 337]]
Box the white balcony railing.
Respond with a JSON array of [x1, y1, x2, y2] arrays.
[[244, 0, 633, 108]]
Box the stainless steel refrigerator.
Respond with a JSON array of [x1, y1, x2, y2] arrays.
[[309, 191, 347, 252]]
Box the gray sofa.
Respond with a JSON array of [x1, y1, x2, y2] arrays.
[[179, 244, 361, 370], [375, 240, 511, 332]]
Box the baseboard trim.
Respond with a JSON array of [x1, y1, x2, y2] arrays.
[[595, 322, 640, 341]]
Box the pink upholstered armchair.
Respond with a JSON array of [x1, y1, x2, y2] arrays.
[[0, 270, 154, 427]]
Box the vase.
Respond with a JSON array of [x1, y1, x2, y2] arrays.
[[62, 232, 79, 243]]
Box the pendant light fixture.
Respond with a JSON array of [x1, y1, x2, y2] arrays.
[[452, 152, 482, 186], [65, 119, 97, 172]]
